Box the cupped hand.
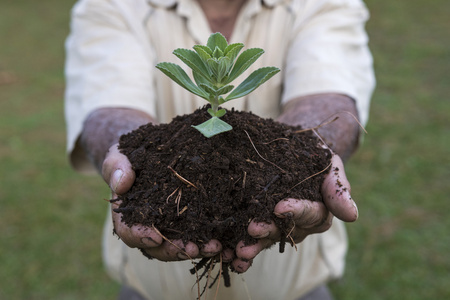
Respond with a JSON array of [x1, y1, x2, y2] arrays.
[[102, 144, 223, 261], [231, 153, 358, 272]]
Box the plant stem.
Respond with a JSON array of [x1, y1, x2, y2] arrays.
[[211, 95, 219, 114]]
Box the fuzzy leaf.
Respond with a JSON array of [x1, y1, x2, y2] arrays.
[[224, 43, 244, 66], [207, 33, 228, 52], [207, 108, 215, 117], [207, 58, 220, 80], [199, 83, 218, 96], [225, 48, 265, 84], [216, 84, 234, 95], [193, 71, 211, 93], [212, 47, 224, 59], [199, 83, 234, 96], [216, 56, 231, 82], [173, 48, 210, 79], [193, 45, 212, 57], [156, 62, 209, 100], [207, 108, 226, 118], [224, 67, 280, 101], [215, 108, 227, 117], [192, 116, 233, 138]]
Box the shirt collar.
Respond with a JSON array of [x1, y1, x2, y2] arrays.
[[146, 0, 284, 8], [146, 0, 285, 43]]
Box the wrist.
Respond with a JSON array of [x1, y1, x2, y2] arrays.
[[80, 107, 154, 172], [278, 93, 360, 161]]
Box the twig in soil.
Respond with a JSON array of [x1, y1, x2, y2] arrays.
[[288, 160, 332, 192], [262, 137, 290, 144], [255, 175, 280, 199], [294, 111, 367, 134], [168, 166, 198, 189], [179, 206, 188, 215], [244, 130, 286, 173], [286, 220, 298, 251], [294, 117, 339, 134], [175, 188, 183, 216], [166, 187, 180, 203]]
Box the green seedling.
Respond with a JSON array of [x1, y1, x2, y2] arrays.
[[156, 32, 280, 138]]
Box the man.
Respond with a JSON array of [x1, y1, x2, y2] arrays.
[[65, 0, 375, 299]]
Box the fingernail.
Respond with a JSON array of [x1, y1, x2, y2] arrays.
[[141, 237, 158, 247], [253, 231, 270, 239], [352, 200, 359, 220], [177, 252, 189, 260], [111, 169, 123, 193]]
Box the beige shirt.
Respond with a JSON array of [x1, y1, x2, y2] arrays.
[[65, 0, 375, 299]]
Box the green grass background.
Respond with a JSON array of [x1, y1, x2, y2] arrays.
[[0, 0, 448, 299]]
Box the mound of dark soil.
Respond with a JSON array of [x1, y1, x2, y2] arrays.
[[116, 107, 331, 254]]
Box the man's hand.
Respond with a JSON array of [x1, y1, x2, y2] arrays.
[[102, 144, 223, 261], [230, 154, 357, 273]]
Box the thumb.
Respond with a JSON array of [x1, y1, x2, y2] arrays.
[[102, 144, 135, 195], [322, 154, 358, 222]]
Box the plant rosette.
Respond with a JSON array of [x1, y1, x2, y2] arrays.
[[156, 32, 280, 138]]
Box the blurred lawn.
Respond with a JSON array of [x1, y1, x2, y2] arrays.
[[0, 0, 448, 299]]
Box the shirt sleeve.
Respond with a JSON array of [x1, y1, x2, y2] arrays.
[[64, 0, 156, 173], [282, 0, 376, 125]]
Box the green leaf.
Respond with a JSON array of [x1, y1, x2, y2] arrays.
[[173, 48, 210, 80], [207, 58, 219, 80], [207, 108, 215, 117], [207, 32, 228, 52], [225, 48, 265, 84], [192, 116, 233, 138], [206, 108, 226, 118], [156, 62, 209, 99], [224, 43, 244, 66], [215, 108, 227, 117], [198, 83, 233, 96], [216, 56, 231, 82], [193, 71, 212, 95], [224, 67, 280, 101], [193, 45, 212, 57], [216, 84, 234, 95], [199, 83, 218, 95], [212, 46, 224, 59]]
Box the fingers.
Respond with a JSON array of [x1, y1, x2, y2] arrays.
[[111, 200, 163, 248], [199, 239, 223, 257], [102, 144, 135, 195], [274, 198, 331, 232], [243, 198, 332, 270], [113, 206, 199, 260], [143, 240, 200, 261], [112, 201, 222, 261], [221, 248, 235, 263], [232, 239, 274, 273], [247, 220, 279, 239], [322, 154, 358, 222]]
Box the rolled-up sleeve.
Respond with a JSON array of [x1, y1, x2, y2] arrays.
[[282, 0, 375, 125], [64, 0, 155, 172]]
